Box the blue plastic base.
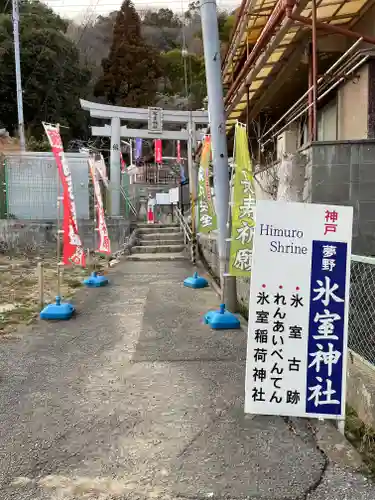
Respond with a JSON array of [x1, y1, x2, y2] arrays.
[[83, 271, 109, 288], [40, 296, 75, 320], [204, 304, 241, 330], [184, 272, 208, 289]]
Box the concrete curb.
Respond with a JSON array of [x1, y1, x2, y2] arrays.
[[195, 260, 222, 298]]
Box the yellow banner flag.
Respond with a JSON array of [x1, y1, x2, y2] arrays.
[[197, 136, 217, 233], [229, 123, 255, 276]]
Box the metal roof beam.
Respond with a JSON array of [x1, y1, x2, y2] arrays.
[[245, 42, 307, 121], [290, 13, 375, 45], [225, 0, 310, 123]]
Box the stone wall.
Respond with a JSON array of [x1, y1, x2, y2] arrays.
[[309, 140, 375, 256], [0, 218, 132, 255], [197, 233, 250, 314], [347, 351, 375, 429]]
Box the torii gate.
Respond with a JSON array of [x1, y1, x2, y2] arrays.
[[80, 99, 209, 216]]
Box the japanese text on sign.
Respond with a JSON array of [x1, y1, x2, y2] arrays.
[[306, 241, 347, 414], [252, 286, 304, 406], [148, 107, 163, 133], [197, 136, 217, 234], [245, 200, 352, 419], [229, 123, 256, 276]]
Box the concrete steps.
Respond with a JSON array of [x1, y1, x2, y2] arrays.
[[137, 226, 181, 234], [139, 238, 184, 247], [137, 223, 179, 228], [130, 223, 187, 261], [139, 232, 184, 242], [128, 253, 187, 262], [132, 244, 185, 254]]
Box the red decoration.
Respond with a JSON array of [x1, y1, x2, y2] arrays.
[[155, 139, 162, 164], [43, 123, 86, 267]]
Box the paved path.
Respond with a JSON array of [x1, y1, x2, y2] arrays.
[[0, 260, 374, 500]]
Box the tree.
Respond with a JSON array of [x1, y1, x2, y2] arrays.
[[219, 13, 235, 43], [0, 0, 91, 140], [142, 8, 181, 28], [67, 12, 117, 80], [141, 9, 182, 52], [161, 49, 206, 106], [94, 0, 162, 107]]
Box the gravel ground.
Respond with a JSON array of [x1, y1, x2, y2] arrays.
[[307, 465, 375, 500]]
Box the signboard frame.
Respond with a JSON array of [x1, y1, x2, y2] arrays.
[[148, 107, 163, 133], [245, 200, 353, 420]]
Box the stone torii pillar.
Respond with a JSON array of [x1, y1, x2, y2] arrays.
[[80, 99, 208, 218]]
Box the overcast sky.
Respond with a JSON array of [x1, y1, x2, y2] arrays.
[[44, 0, 239, 20]]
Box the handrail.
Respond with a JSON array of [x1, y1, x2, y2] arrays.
[[175, 205, 192, 243], [119, 185, 137, 216]]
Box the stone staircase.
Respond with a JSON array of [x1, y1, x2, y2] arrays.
[[128, 223, 187, 261]]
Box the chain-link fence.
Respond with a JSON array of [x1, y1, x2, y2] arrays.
[[348, 255, 375, 366], [0, 152, 136, 255], [1, 152, 89, 220]]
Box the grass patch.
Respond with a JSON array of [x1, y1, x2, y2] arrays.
[[0, 254, 93, 336], [63, 277, 83, 289], [0, 305, 37, 334], [346, 405, 375, 475], [237, 300, 249, 320]]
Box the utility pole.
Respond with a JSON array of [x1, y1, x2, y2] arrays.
[[199, 0, 237, 311], [12, 0, 26, 151]]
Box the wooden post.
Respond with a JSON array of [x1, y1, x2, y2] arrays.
[[37, 261, 44, 310]]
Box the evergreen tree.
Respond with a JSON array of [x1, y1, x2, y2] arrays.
[[94, 0, 162, 107], [0, 0, 91, 140]]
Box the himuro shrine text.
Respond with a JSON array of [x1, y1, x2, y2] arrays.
[[259, 224, 308, 255]]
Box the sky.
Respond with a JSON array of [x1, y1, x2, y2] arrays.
[[44, 0, 239, 20]]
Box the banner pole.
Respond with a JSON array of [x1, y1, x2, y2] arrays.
[[93, 158, 98, 271], [56, 130, 62, 298], [83, 154, 111, 287], [40, 121, 78, 320]]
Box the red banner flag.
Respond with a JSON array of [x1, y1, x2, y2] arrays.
[[88, 156, 111, 255], [120, 152, 126, 173], [155, 139, 162, 164], [177, 140, 181, 162], [43, 123, 86, 267]]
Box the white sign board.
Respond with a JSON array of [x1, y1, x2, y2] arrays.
[[156, 192, 170, 205], [148, 107, 163, 133], [169, 187, 179, 204], [245, 200, 353, 419]]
